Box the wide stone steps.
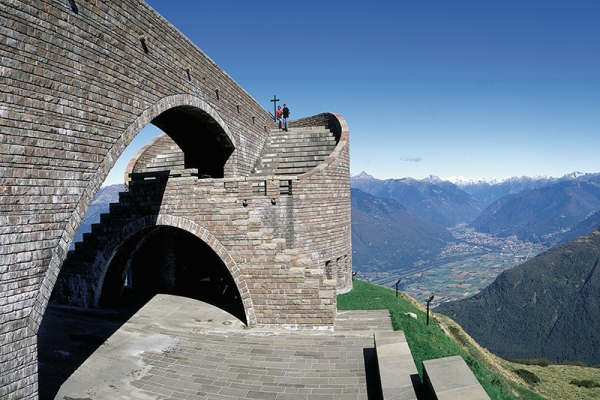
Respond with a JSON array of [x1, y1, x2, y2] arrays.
[[266, 142, 336, 150], [261, 155, 329, 164], [139, 146, 185, 172], [268, 133, 335, 141], [72, 193, 137, 254], [144, 156, 185, 170], [253, 126, 337, 176], [261, 149, 332, 158]]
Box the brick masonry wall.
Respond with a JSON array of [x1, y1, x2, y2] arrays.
[[1, 1, 274, 397], [56, 167, 349, 328], [130, 134, 186, 174], [0, 1, 352, 398]]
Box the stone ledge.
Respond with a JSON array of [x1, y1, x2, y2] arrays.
[[422, 355, 490, 400], [374, 331, 420, 400]]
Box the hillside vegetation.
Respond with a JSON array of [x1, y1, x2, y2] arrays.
[[436, 228, 600, 366], [470, 176, 600, 246], [351, 188, 454, 272], [339, 280, 600, 400]]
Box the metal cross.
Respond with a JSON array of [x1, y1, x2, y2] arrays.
[[270, 95, 279, 121]]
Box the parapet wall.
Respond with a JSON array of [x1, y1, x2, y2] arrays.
[[291, 114, 352, 294]]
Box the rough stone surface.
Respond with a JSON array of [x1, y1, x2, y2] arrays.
[[0, 1, 351, 398], [52, 295, 389, 400]]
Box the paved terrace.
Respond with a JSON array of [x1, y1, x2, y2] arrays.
[[47, 295, 407, 399]]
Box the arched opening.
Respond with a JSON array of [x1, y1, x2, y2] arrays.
[[98, 226, 245, 322], [150, 105, 235, 178], [38, 99, 241, 399]]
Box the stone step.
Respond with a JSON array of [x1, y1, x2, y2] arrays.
[[272, 167, 316, 175], [270, 127, 332, 134], [268, 132, 334, 140], [253, 126, 337, 176], [268, 131, 336, 138], [271, 126, 327, 132], [260, 161, 327, 171], [374, 331, 422, 400], [261, 154, 329, 162], [262, 149, 332, 157], [265, 145, 335, 153], [259, 152, 331, 165], [423, 356, 490, 399], [266, 140, 336, 149]]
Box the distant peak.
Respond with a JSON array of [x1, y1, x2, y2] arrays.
[[446, 176, 499, 185], [422, 175, 442, 183], [353, 171, 374, 179], [560, 171, 585, 180]]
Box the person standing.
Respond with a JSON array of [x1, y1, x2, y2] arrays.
[[276, 105, 283, 130], [282, 104, 290, 132]]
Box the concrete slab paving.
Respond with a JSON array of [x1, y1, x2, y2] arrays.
[[422, 355, 490, 400], [53, 295, 392, 399]]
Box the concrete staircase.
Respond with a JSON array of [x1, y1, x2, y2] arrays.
[[253, 126, 337, 176]]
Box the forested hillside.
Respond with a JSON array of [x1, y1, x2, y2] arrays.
[[436, 228, 600, 365]]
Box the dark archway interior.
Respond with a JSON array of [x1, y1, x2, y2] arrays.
[[151, 106, 235, 178], [100, 226, 245, 322], [39, 227, 245, 399]]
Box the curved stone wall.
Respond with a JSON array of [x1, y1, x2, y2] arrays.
[[290, 113, 353, 294]]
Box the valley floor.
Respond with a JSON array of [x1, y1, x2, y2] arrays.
[[360, 226, 547, 306]]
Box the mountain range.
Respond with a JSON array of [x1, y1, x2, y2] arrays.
[[447, 172, 593, 205], [71, 184, 124, 247], [351, 172, 482, 227], [470, 175, 600, 246], [351, 172, 600, 248]]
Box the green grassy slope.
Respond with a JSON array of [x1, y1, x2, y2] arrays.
[[338, 279, 545, 400]]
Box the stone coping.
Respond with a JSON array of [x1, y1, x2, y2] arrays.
[[422, 355, 490, 400], [374, 331, 421, 400]]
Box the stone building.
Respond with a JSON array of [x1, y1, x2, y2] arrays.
[[0, 1, 351, 398]]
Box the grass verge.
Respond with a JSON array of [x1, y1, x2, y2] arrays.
[[338, 279, 544, 400]]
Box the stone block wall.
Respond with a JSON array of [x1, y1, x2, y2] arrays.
[[56, 164, 350, 327], [290, 114, 353, 294], [1, 1, 272, 397], [0, 1, 352, 398]]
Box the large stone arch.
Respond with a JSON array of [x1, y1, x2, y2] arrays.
[[1, 2, 350, 397], [107, 94, 238, 182], [29, 95, 236, 335]]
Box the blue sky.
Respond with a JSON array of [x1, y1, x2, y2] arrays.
[[104, 0, 600, 186]]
